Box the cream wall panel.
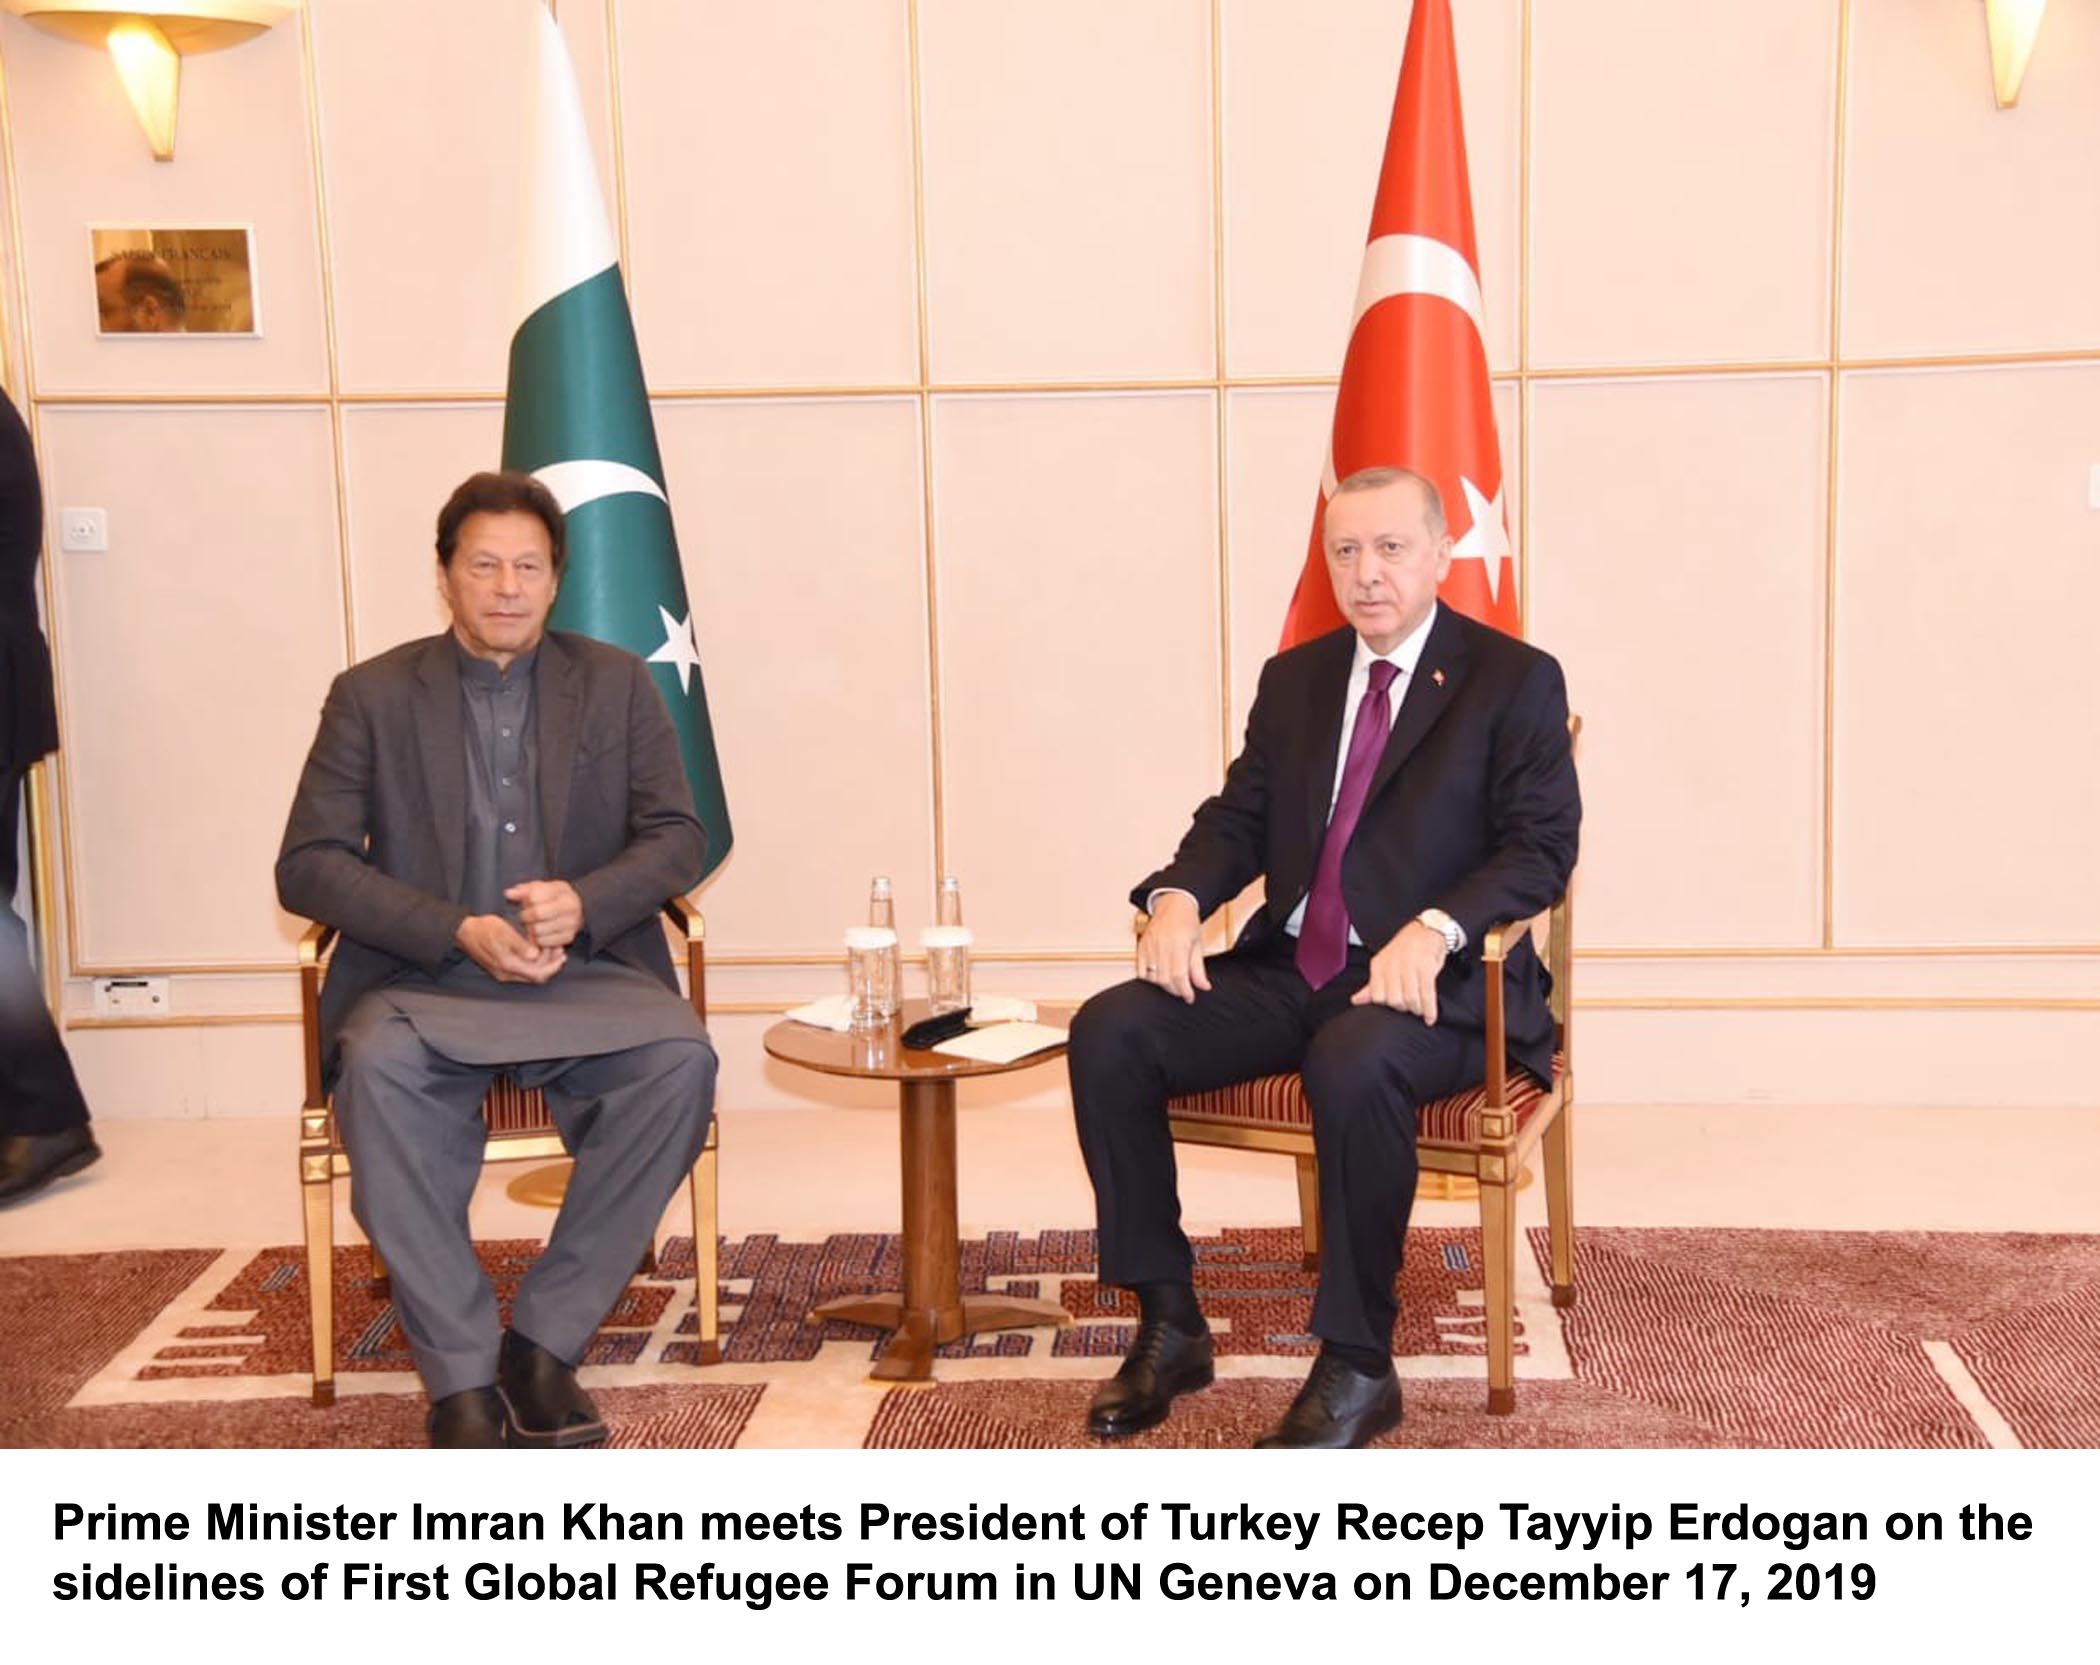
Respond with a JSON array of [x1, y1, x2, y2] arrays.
[[918, 0, 1214, 383], [1221, 0, 1520, 378], [1581, 1010, 2100, 1111], [561, 0, 620, 209], [1528, 375, 1826, 949], [1226, 386, 1333, 729], [66, 1023, 304, 1119], [1833, 366, 2100, 946], [619, 1, 918, 389], [1529, 0, 1837, 368], [934, 393, 1219, 950], [2, 15, 327, 395], [1844, 0, 2100, 359], [39, 406, 344, 967], [61, 1004, 2100, 1119], [655, 397, 935, 954], [309, 0, 616, 394], [341, 403, 502, 657]]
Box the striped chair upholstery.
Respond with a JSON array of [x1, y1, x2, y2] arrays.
[[1165, 890, 1578, 1418], [1171, 1050, 1564, 1153], [296, 897, 723, 1407]]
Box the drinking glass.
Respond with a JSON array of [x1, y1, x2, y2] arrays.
[[920, 925, 972, 1016]]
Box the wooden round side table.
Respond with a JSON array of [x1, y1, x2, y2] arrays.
[[762, 1000, 1074, 1383]]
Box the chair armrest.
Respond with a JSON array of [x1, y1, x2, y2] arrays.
[[298, 919, 338, 965], [296, 921, 336, 1110], [1480, 915, 1535, 964], [1476, 894, 1570, 1124], [664, 894, 707, 1023], [662, 893, 705, 941]]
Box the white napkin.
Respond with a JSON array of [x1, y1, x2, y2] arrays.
[[783, 995, 856, 1032]]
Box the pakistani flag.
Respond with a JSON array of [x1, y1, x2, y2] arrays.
[[500, 2, 731, 879]]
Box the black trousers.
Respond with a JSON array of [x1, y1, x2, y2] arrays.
[[0, 767, 90, 1136], [1068, 938, 1482, 1353]]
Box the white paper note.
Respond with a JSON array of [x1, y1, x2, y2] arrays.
[[932, 1021, 1069, 1065]]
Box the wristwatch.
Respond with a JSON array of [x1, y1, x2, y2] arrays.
[[1416, 907, 1464, 956]]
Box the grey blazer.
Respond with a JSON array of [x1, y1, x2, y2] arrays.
[[276, 629, 706, 1078]]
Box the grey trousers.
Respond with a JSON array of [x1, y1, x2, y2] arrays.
[[331, 1001, 717, 1400]]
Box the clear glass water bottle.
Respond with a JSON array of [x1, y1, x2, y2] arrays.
[[936, 874, 964, 929], [867, 876, 902, 1017]]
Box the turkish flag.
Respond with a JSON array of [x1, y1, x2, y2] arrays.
[[1279, 0, 1518, 647]]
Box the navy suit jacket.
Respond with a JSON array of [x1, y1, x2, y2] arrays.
[[1134, 606, 1580, 1084]]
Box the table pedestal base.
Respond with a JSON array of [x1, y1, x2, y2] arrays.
[[810, 1291, 1073, 1383]]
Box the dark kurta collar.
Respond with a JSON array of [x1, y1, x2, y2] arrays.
[[448, 631, 540, 690]]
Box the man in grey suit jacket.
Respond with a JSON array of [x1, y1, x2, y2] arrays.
[[278, 470, 717, 1448]]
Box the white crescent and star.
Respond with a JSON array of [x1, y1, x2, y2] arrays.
[[646, 605, 703, 694], [527, 461, 697, 691], [531, 458, 666, 515], [1320, 232, 1512, 600], [1450, 475, 1510, 604]]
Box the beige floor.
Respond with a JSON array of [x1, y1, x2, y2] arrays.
[[5, 1098, 2098, 1258]]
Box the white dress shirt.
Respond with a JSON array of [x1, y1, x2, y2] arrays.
[[1148, 604, 1453, 949], [1280, 603, 1438, 941]]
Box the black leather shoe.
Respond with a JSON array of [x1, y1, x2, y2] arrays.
[[1087, 1321, 1214, 1438], [0, 1127, 101, 1206], [498, 1329, 606, 1448], [427, 1386, 509, 1448], [1254, 1354, 1403, 1448]]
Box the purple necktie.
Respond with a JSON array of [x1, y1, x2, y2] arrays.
[[1295, 659, 1400, 988]]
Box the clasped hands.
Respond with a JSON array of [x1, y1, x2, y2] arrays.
[[454, 879, 584, 985], [1137, 892, 1450, 1022]]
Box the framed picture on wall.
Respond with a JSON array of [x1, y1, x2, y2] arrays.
[[89, 226, 259, 336]]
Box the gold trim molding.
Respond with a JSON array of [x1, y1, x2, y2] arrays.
[[67, 991, 2100, 1034]]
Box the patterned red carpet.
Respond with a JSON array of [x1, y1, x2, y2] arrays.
[[2, 1225, 2091, 1448]]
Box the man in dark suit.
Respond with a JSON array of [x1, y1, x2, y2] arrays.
[[0, 387, 98, 1205], [277, 471, 716, 1448], [1068, 465, 1579, 1448]]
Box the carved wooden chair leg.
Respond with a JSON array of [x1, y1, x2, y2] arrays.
[[1293, 1153, 1322, 1272], [301, 1167, 336, 1408], [693, 1141, 721, 1364], [368, 1242, 391, 1299], [1479, 1171, 1519, 1415], [1542, 1102, 1576, 1309]]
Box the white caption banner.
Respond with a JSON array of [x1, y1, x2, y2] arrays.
[[4, 1446, 2092, 1662]]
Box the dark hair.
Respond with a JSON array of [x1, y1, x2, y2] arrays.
[[434, 471, 566, 573], [96, 254, 188, 320]]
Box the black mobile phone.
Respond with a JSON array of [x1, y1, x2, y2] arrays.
[[901, 1008, 974, 1049]]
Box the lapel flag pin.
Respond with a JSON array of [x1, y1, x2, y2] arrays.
[[1432, 668, 1446, 687]]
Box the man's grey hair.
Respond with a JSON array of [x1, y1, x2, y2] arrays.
[[1330, 465, 1446, 538]]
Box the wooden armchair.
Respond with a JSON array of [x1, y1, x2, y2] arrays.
[[1167, 862, 1577, 1417], [296, 896, 721, 1406]]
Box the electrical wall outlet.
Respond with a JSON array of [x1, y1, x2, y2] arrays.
[[60, 507, 108, 552], [93, 976, 170, 1018]]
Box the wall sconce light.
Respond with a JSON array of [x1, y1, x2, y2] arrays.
[[1985, 0, 2049, 109], [1, 1, 299, 161]]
